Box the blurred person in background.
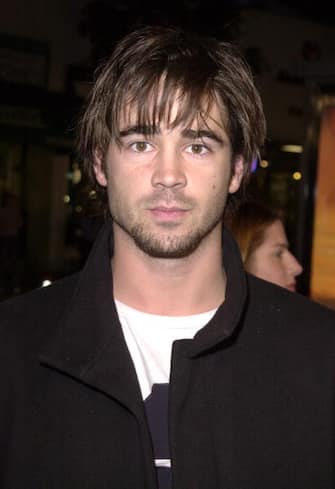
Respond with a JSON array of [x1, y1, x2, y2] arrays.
[[226, 199, 303, 292]]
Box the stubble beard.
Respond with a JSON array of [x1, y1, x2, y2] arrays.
[[129, 223, 211, 258], [112, 204, 225, 259]]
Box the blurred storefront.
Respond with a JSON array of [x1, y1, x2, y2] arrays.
[[310, 101, 335, 309], [0, 33, 85, 298], [239, 9, 335, 307]]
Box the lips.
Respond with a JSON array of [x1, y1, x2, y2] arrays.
[[151, 206, 187, 212], [149, 206, 189, 220]]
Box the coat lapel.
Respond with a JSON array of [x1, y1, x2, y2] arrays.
[[39, 219, 144, 418], [189, 228, 248, 357]]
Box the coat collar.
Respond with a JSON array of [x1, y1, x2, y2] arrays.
[[40, 219, 248, 402], [189, 226, 248, 356], [39, 219, 143, 415]]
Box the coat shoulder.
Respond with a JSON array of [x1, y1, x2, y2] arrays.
[[0, 274, 79, 348], [246, 273, 335, 340]]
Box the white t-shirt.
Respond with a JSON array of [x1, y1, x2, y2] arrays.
[[115, 300, 217, 474], [115, 299, 217, 400]]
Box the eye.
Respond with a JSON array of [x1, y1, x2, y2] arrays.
[[274, 248, 285, 258], [129, 141, 152, 153], [186, 143, 210, 156]]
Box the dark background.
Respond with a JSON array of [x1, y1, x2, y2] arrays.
[[0, 0, 335, 303]]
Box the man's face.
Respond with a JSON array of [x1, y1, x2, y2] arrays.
[[94, 100, 244, 258]]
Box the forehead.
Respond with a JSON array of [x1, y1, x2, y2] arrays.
[[264, 220, 288, 244], [118, 88, 227, 133]]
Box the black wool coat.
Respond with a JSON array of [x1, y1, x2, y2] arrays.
[[1, 221, 335, 489]]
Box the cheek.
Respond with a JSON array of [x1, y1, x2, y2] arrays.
[[109, 173, 149, 210], [247, 253, 281, 283], [264, 259, 288, 288], [272, 262, 287, 283], [105, 173, 126, 210], [209, 171, 230, 197]]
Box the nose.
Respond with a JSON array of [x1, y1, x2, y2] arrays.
[[151, 148, 187, 189], [287, 251, 303, 278]]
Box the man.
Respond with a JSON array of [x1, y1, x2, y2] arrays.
[[0, 25, 334, 489]]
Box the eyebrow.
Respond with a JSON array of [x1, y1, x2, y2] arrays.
[[181, 128, 224, 144], [119, 125, 156, 137], [119, 125, 225, 144], [272, 242, 289, 249]]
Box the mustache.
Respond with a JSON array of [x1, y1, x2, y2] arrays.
[[142, 189, 196, 207]]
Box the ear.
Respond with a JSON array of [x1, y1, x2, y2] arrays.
[[228, 156, 245, 194], [93, 149, 108, 187]]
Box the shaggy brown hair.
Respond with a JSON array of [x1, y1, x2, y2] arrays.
[[77, 25, 266, 207]]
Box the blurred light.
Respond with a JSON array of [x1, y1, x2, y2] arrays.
[[260, 159, 269, 168], [41, 279, 52, 287], [251, 157, 258, 173], [72, 168, 82, 184], [75, 205, 83, 213], [281, 144, 303, 154], [292, 171, 302, 181], [63, 194, 70, 204], [89, 189, 97, 199]]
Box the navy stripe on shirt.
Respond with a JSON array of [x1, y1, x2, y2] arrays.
[[144, 383, 171, 489]]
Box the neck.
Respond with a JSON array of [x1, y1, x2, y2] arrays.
[[111, 226, 226, 316]]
